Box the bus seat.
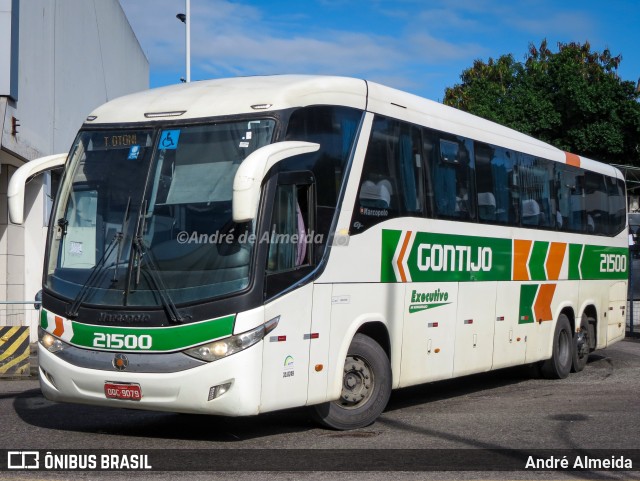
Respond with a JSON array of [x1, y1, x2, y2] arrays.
[[478, 192, 496, 221], [360, 179, 392, 209], [522, 199, 540, 225]]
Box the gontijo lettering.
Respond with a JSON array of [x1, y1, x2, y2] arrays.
[[418, 244, 492, 272]]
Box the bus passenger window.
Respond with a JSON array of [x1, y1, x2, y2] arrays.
[[584, 171, 609, 235], [432, 137, 475, 221], [606, 176, 626, 235], [350, 117, 423, 233], [518, 154, 555, 229], [474, 143, 518, 225], [556, 166, 586, 233]]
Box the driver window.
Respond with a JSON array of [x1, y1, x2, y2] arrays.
[[265, 173, 316, 299], [267, 183, 312, 273]]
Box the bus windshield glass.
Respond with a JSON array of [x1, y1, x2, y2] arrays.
[[45, 120, 276, 308]]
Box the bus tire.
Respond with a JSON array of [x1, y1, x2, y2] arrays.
[[571, 315, 591, 373], [311, 333, 391, 430], [541, 314, 572, 379]]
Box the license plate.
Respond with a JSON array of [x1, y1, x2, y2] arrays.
[[104, 382, 142, 401]]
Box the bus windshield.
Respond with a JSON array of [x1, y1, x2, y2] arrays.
[[45, 120, 276, 308]]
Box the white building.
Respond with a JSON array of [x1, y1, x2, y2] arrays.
[[1, 0, 149, 339]]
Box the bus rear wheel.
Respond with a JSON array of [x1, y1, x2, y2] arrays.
[[541, 314, 572, 379], [571, 315, 590, 373], [311, 333, 391, 430]]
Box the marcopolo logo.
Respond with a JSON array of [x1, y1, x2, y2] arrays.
[[409, 288, 451, 313]]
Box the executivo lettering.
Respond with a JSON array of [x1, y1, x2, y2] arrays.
[[409, 288, 451, 313]]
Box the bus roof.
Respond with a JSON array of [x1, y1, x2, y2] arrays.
[[85, 74, 622, 180]]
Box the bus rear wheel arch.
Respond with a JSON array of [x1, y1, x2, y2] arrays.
[[311, 333, 392, 430]]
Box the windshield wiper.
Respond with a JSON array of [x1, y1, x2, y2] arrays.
[[65, 197, 132, 319], [65, 232, 123, 318], [132, 235, 186, 324]]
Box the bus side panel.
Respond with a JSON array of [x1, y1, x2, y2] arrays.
[[327, 282, 404, 401], [524, 281, 574, 364], [453, 281, 496, 377], [399, 282, 458, 387], [493, 282, 527, 369], [606, 281, 627, 346], [306, 283, 333, 405], [577, 279, 605, 350], [260, 284, 313, 413]]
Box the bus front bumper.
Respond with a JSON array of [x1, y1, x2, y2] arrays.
[[37, 343, 263, 416]]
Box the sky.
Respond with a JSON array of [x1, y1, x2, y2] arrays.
[[119, 0, 640, 102]]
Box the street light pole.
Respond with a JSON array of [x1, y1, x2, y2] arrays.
[[176, 0, 191, 83], [185, 0, 191, 83]]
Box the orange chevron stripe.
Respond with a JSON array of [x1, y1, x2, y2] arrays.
[[53, 316, 65, 337], [513, 239, 532, 281], [565, 152, 581, 167], [545, 242, 566, 280], [396, 231, 412, 283], [534, 284, 556, 322]]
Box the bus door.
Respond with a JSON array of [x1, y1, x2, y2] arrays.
[[259, 172, 316, 412]]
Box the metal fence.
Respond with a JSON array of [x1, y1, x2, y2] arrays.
[[628, 253, 640, 337]]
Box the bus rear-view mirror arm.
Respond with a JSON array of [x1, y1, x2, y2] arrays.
[[232, 141, 320, 222], [8, 153, 68, 225]]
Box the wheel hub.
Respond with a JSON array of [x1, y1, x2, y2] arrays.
[[340, 355, 373, 408], [576, 329, 589, 359]]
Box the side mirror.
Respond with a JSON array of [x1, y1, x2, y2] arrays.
[[232, 141, 319, 222], [8, 153, 67, 224], [34, 290, 42, 311]]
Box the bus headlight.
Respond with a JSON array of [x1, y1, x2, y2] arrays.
[[38, 327, 69, 353], [184, 316, 279, 362]]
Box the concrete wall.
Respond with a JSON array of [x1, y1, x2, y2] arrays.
[[0, 0, 149, 337]]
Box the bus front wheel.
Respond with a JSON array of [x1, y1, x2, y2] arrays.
[[311, 333, 391, 430], [541, 314, 572, 379]]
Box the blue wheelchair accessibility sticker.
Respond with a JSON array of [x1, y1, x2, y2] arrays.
[[128, 145, 141, 160], [159, 130, 180, 150]]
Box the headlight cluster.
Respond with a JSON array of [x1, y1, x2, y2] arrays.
[[38, 327, 69, 353], [184, 316, 279, 362]]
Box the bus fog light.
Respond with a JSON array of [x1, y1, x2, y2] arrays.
[[208, 382, 232, 401], [40, 367, 58, 389]]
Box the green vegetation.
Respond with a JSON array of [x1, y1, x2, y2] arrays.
[[444, 40, 640, 165]]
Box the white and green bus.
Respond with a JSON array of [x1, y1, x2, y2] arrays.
[[9, 75, 628, 430]]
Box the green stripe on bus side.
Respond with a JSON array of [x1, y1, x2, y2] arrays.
[[381, 229, 402, 282], [405, 231, 512, 282], [568, 244, 583, 280], [529, 241, 549, 281], [579, 245, 628, 280], [382, 229, 627, 283], [518, 284, 538, 324]]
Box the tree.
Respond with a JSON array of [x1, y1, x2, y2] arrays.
[[444, 40, 640, 165]]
